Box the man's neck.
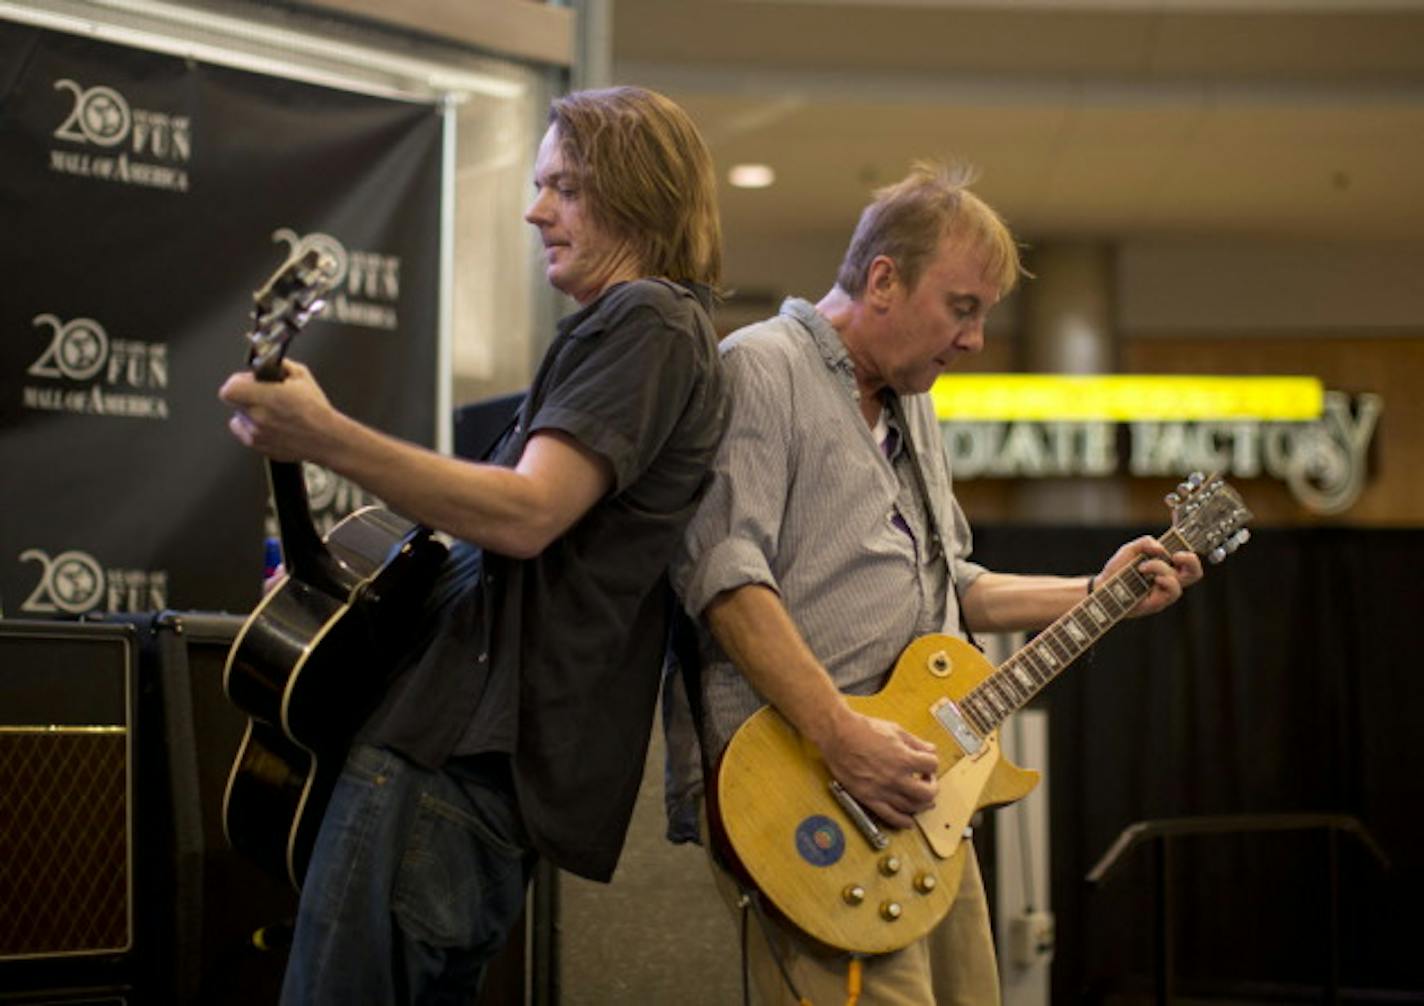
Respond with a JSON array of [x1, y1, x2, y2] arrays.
[[814, 286, 885, 426]]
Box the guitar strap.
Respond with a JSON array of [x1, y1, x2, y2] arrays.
[[462, 391, 526, 462], [884, 391, 983, 652]]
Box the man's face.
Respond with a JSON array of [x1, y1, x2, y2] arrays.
[[524, 125, 639, 305], [878, 235, 1000, 394]]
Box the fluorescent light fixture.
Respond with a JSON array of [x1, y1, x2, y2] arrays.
[[728, 163, 776, 189], [931, 375, 1325, 421], [0, 0, 525, 102]]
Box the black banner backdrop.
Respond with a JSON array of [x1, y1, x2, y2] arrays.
[[0, 21, 443, 617]]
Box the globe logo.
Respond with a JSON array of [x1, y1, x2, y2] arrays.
[[53, 80, 132, 148], [29, 315, 111, 382], [273, 229, 350, 295]]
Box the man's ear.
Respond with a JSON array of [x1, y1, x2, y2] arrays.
[[864, 255, 900, 310]]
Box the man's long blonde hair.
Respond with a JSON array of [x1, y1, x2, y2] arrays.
[[550, 87, 722, 289]]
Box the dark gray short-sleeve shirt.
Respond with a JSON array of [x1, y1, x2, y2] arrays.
[[363, 278, 726, 881]]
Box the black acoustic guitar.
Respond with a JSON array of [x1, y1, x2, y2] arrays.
[[221, 250, 447, 889]]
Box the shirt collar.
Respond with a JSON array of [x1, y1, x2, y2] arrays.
[[779, 297, 859, 395]]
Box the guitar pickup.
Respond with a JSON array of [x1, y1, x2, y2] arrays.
[[931, 698, 983, 757], [829, 779, 890, 851]]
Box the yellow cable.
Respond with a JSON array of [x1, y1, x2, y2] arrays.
[[843, 956, 863, 1006]]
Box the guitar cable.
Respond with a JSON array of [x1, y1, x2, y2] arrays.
[[844, 956, 863, 1006], [738, 889, 812, 1006]]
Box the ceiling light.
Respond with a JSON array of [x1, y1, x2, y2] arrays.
[[728, 164, 775, 189]]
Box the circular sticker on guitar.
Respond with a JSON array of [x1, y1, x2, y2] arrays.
[[794, 815, 846, 867]]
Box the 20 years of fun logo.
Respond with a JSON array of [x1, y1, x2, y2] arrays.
[[48, 78, 191, 192]]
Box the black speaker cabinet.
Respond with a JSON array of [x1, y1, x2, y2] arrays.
[[0, 619, 138, 997], [0, 609, 538, 1002], [140, 611, 297, 1006], [181, 612, 298, 1004]]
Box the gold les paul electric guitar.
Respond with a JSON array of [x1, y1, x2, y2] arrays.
[[712, 473, 1252, 956]]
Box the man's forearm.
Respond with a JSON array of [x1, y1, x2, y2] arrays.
[[702, 584, 853, 752], [702, 582, 942, 826], [958, 571, 1093, 634], [321, 420, 611, 559]]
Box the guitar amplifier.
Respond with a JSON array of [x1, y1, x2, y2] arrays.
[[90, 610, 297, 1006], [0, 620, 137, 963], [161, 610, 297, 1005]]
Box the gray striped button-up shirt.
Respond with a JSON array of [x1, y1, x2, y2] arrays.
[[672, 298, 987, 761]]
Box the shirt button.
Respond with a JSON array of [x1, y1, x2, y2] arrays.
[[477, 652, 488, 663]]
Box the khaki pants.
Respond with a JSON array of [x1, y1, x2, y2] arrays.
[[707, 838, 1001, 1006]]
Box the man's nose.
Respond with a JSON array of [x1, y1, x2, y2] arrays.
[[524, 189, 553, 225], [959, 320, 985, 353]]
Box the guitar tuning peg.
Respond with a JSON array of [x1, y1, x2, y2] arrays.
[[1176, 481, 1193, 497], [1165, 492, 1181, 507], [294, 299, 327, 326], [1209, 547, 1227, 565], [1188, 472, 1205, 488], [1232, 529, 1251, 547]]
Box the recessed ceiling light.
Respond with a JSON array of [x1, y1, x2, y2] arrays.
[[728, 163, 775, 189]]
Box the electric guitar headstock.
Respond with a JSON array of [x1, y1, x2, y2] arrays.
[[245, 249, 340, 382], [1165, 471, 1254, 564]]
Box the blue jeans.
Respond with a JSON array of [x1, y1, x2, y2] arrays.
[[281, 744, 534, 1005]]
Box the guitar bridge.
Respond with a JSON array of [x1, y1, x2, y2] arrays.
[[931, 698, 984, 757]]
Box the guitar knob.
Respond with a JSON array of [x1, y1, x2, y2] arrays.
[[913, 872, 937, 894], [879, 854, 902, 876], [842, 884, 866, 906], [1209, 547, 1226, 565], [879, 901, 903, 922]]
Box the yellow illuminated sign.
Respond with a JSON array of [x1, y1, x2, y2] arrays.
[[930, 375, 1324, 421]]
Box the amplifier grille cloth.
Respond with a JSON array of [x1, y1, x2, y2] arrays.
[[0, 730, 129, 958]]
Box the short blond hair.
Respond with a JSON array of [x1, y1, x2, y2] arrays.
[[836, 161, 1022, 298], [550, 87, 722, 288]]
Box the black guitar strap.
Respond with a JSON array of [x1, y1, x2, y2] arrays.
[[455, 390, 526, 463], [884, 391, 983, 652]]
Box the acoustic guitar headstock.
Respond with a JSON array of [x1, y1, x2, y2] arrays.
[[245, 249, 340, 382]]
